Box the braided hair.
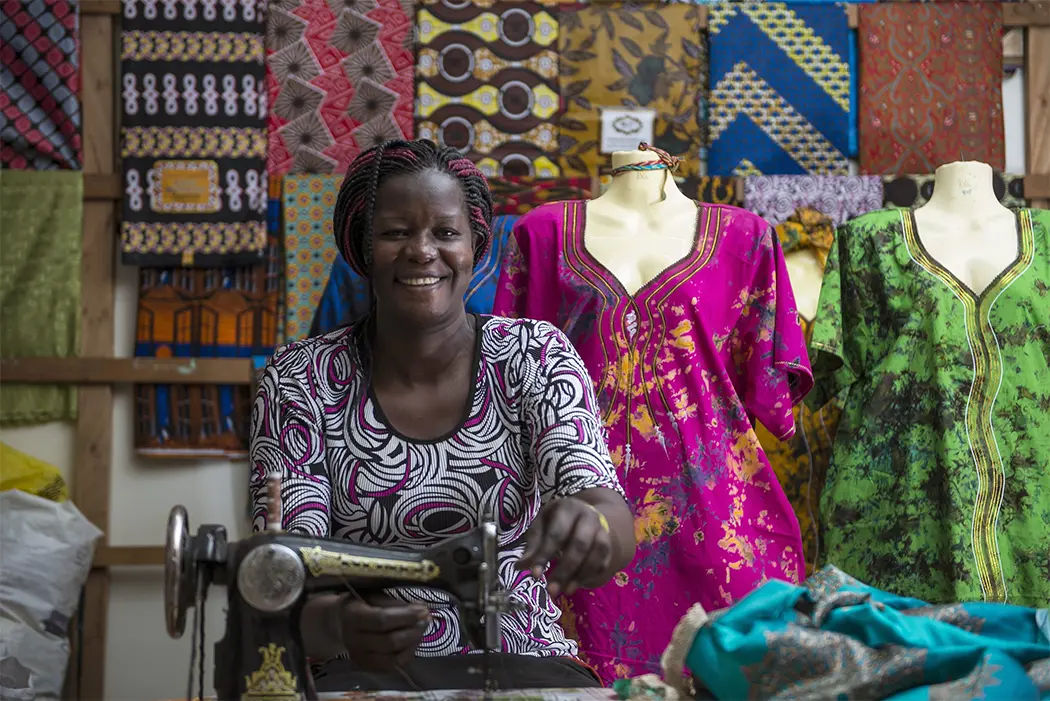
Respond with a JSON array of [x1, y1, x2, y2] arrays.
[[333, 139, 494, 278]]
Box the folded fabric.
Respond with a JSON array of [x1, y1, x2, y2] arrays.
[[283, 175, 342, 341], [883, 173, 1027, 210], [0, 0, 82, 170], [557, 3, 706, 178], [743, 175, 883, 227], [858, 4, 1004, 175], [708, 3, 852, 176], [489, 177, 591, 215], [0, 171, 82, 426], [686, 566, 1050, 701], [120, 1, 268, 266], [417, 0, 560, 177], [266, 0, 414, 175]]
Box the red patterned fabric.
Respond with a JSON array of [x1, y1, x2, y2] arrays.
[[858, 4, 1003, 175], [489, 177, 591, 216], [266, 0, 415, 175], [0, 0, 81, 170]]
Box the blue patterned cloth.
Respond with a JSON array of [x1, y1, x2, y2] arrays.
[[708, 3, 853, 176], [686, 566, 1050, 700], [309, 214, 518, 336]]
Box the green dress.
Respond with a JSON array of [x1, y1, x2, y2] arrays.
[[808, 207, 1050, 608]]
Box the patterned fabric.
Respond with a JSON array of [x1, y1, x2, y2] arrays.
[[858, 4, 1004, 175], [309, 214, 518, 335], [265, 0, 414, 175], [120, 0, 268, 267], [754, 209, 841, 576], [808, 208, 1050, 608], [686, 566, 1050, 701], [708, 4, 851, 177], [691, 176, 736, 204], [416, 1, 560, 178], [133, 232, 281, 459], [743, 175, 883, 227], [557, 4, 706, 178], [493, 201, 811, 683], [490, 177, 591, 216], [283, 174, 341, 341], [249, 317, 625, 658], [0, 0, 81, 170], [883, 174, 1027, 210], [0, 171, 81, 426]]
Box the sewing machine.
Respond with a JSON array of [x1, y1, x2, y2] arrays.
[[163, 476, 519, 701]]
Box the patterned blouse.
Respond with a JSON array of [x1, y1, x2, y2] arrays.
[[249, 316, 624, 658]]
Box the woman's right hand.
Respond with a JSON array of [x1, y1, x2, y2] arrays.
[[339, 594, 430, 671]]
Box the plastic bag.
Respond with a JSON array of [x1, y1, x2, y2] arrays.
[[0, 490, 102, 699], [0, 443, 68, 502]]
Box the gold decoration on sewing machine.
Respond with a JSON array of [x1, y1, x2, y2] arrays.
[[298, 546, 442, 582], [241, 643, 298, 701]]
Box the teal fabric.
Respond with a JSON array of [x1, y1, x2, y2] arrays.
[[686, 566, 1050, 700]]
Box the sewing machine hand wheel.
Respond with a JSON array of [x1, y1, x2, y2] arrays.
[[164, 505, 196, 639]]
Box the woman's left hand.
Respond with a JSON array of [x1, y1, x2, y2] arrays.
[[516, 496, 614, 596]]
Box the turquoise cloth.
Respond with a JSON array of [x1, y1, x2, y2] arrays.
[[687, 566, 1050, 700]]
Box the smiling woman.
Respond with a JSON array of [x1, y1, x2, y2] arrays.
[[248, 139, 635, 691]]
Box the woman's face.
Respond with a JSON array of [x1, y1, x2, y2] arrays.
[[369, 168, 478, 328]]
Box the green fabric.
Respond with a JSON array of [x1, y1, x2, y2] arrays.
[[808, 207, 1050, 609], [0, 171, 82, 426]]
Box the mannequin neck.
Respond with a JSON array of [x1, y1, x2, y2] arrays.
[[923, 161, 1006, 217], [598, 149, 691, 209]]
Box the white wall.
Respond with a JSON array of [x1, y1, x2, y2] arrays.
[[0, 74, 1031, 700]]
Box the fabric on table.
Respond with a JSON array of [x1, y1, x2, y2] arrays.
[[282, 174, 341, 341], [494, 201, 812, 683], [120, 0, 268, 267], [0, 0, 82, 170], [557, 3, 706, 178], [858, 4, 1004, 175], [0, 171, 82, 426], [808, 208, 1050, 608], [416, 1, 561, 178], [686, 566, 1050, 701], [132, 229, 281, 460], [490, 177, 591, 216], [743, 175, 883, 227], [708, 3, 852, 177], [265, 0, 414, 175], [755, 208, 841, 575], [882, 173, 1027, 210]]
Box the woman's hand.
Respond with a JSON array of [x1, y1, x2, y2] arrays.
[[516, 496, 615, 596], [338, 594, 430, 671]]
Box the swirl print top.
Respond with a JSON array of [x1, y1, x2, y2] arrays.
[[249, 316, 624, 658]]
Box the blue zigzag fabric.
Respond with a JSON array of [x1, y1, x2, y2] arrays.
[[708, 3, 852, 176]]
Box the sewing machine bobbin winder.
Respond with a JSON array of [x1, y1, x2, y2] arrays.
[[163, 474, 521, 701]]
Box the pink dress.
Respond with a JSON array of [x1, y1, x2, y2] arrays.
[[492, 200, 812, 683]]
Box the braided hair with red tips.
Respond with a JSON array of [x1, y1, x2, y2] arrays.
[[333, 139, 494, 278]]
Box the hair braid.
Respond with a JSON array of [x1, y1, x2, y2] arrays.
[[333, 139, 493, 278]]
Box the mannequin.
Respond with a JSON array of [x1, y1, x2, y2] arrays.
[[784, 249, 824, 321], [913, 161, 1018, 296], [584, 149, 698, 296], [492, 150, 812, 684]]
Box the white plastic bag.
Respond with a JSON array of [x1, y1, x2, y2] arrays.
[[0, 490, 103, 700]]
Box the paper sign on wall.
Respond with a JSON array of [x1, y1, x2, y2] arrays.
[[600, 108, 656, 154]]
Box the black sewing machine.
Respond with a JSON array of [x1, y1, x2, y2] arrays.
[[163, 475, 518, 701]]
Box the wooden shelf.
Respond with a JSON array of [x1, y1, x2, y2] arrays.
[[0, 357, 255, 386], [81, 1, 120, 15], [1005, 1, 1050, 26], [94, 545, 165, 568], [84, 175, 122, 201]]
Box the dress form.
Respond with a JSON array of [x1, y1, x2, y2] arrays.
[[585, 148, 698, 296], [784, 250, 823, 321], [913, 161, 1018, 296]]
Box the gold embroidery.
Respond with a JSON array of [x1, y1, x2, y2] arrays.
[[242, 643, 298, 700], [151, 160, 221, 214], [298, 546, 442, 582]]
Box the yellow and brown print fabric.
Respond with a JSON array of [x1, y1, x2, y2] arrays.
[[755, 207, 841, 576], [557, 3, 705, 177]]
